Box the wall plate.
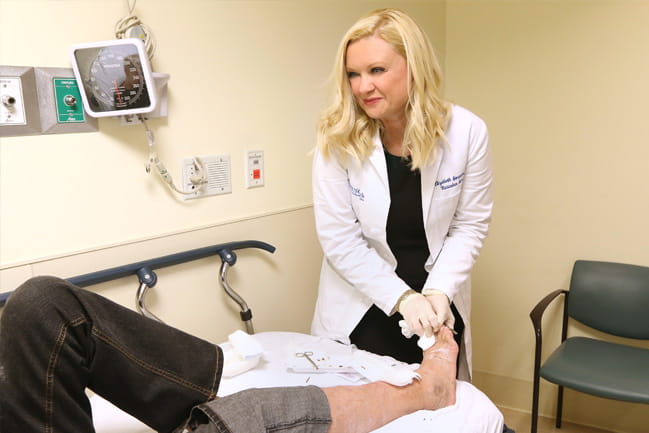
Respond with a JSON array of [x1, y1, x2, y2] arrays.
[[0, 65, 41, 137], [246, 150, 264, 188], [182, 155, 232, 200], [35, 67, 98, 134]]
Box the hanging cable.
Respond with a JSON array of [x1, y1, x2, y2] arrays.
[[141, 116, 205, 196], [113, 3, 200, 197], [114, 0, 156, 59], [114, 1, 200, 197]]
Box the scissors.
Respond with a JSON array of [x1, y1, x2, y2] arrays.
[[295, 351, 319, 370]]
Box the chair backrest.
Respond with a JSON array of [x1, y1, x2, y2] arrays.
[[568, 260, 649, 340]]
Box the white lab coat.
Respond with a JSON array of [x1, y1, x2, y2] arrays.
[[310, 105, 493, 380]]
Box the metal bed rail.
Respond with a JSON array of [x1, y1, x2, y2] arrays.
[[0, 240, 275, 334]]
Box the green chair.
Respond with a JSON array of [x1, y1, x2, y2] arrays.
[[529, 260, 649, 433]]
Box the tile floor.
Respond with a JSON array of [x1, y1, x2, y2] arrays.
[[499, 407, 615, 433]]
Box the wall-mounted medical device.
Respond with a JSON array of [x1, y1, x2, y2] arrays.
[[0, 66, 41, 136], [0, 65, 98, 137], [35, 67, 99, 134], [70, 38, 157, 118]]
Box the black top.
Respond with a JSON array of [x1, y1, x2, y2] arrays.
[[349, 150, 429, 363], [384, 150, 430, 291], [349, 150, 464, 364]]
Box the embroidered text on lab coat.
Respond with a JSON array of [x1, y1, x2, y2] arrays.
[[349, 183, 365, 201], [435, 172, 465, 190]]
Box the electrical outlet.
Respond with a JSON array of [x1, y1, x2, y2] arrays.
[[182, 157, 201, 198], [182, 155, 232, 200]]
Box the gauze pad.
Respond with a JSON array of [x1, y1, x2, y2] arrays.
[[399, 320, 436, 350]]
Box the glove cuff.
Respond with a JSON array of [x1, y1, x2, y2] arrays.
[[422, 288, 448, 299], [396, 289, 418, 314]]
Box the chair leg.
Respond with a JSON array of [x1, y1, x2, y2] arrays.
[[531, 372, 541, 433], [556, 385, 564, 428]]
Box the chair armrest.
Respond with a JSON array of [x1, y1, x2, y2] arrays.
[[530, 289, 568, 378], [530, 289, 567, 334]]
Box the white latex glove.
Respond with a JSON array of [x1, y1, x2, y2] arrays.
[[397, 291, 436, 337], [424, 290, 455, 333]]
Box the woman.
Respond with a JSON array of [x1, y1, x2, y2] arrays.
[[310, 8, 493, 381]]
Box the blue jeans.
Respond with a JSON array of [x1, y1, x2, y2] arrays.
[[0, 276, 331, 433]]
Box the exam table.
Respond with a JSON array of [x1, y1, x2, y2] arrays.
[[0, 240, 504, 432], [91, 331, 503, 433]]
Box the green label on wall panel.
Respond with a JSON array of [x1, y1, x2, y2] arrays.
[[53, 78, 85, 123]]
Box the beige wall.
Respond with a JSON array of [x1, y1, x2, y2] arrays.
[[445, 1, 649, 432], [1, 207, 324, 343], [0, 3, 444, 294], [0, 0, 445, 266]]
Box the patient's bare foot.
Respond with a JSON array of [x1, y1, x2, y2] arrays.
[[322, 327, 458, 433], [416, 326, 458, 410]]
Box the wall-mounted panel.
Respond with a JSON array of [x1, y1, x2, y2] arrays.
[[35, 67, 98, 134], [0, 65, 41, 137]]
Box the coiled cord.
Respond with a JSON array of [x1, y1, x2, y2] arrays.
[[114, 0, 156, 59]]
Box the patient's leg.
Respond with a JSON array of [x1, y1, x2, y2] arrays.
[[3, 277, 459, 433], [0, 276, 222, 433], [195, 327, 458, 433], [323, 326, 458, 433]]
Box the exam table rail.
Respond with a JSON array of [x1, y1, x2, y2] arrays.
[[0, 240, 276, 333]]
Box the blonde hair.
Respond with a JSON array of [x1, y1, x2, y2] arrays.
[[317, 8, 451, 170]]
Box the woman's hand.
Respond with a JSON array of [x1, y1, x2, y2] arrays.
[[424, 290, 455, 333], [398, 291, 436, 337]]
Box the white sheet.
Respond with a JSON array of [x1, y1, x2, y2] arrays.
[[91, 331, 503, 432]]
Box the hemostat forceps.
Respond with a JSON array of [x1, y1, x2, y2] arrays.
[[295, 351, 319, 370]]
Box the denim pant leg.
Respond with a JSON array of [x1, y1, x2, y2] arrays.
[[186, 386, 332, 433], [0, 276, 222, 433]]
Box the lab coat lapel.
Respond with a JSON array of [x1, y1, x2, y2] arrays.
[[421, 147, 444, 222], [368, 133, 390, 194]]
